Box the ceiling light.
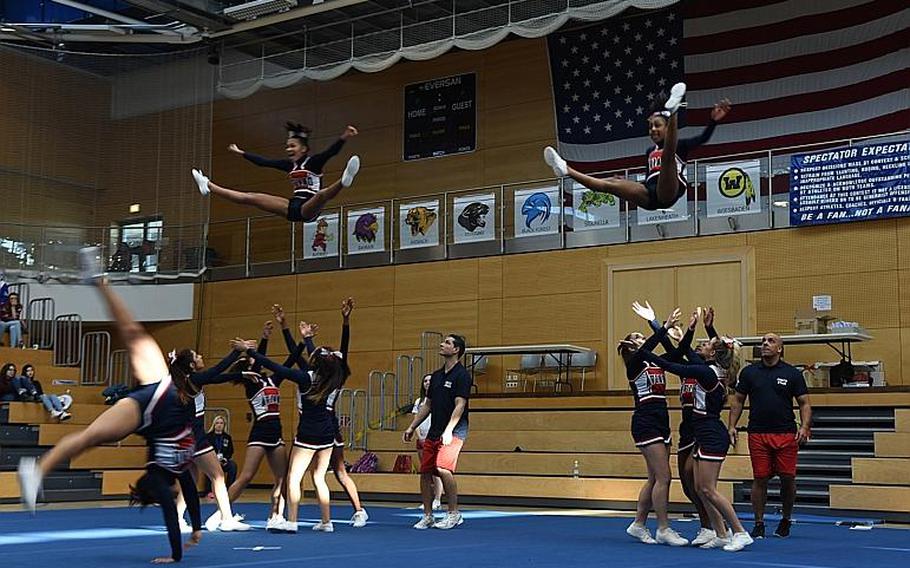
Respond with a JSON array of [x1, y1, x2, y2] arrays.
[[224, 0, 298, 21]]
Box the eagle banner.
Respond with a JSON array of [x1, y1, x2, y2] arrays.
[[398, 199, 441, 249], [346, 207, 386, 255], [453, 193, 496, 244]]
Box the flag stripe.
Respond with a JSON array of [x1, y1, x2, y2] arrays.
[[686, 28, 907, 89], [575, 111, 909, 174], [559, 91, 907, 163], [684, 0, 901, 54], [686, 69, 910, 124], [684, 0, 786, 19], [685, 0, 873, 39], [684, 49, 907, 108], [684, 10, 909, 73]]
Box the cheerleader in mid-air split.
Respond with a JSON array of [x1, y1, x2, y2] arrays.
[[544, 83, 731, 210], [192, 122, 361, 223]]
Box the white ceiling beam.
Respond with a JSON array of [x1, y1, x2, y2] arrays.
[[50, 0, 180, 35]]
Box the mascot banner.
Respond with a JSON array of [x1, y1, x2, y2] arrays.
[[571, 182, 621, 231], [399, 199, 441, 249], [453, 193, 496, 244], [347, 207, 386, 255], [303, 212, 339, 259], [706, 159, 762, 218], [513, 186, 561, 238]]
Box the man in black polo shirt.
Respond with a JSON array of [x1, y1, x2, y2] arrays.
[[404, 333, 472, 531], [728, 333, 811, 539]]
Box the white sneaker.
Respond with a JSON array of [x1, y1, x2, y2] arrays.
[[351, 509, 369, 528], [204, 511, 221, 532], [700, 535, 731, 549], [78, 246, 103, 283], [312, 521, 334, 532], [723, 531, 754, 552], [17, 457, 42, 513], [413, 515, 435, 530], [59, 412, 72, 422], [178, 518, 193, 534], [664, 82, 687, 114], [341, 155, 360, 188], [279, 520, 298, 533], [543, 146, 568, 177], [50, 410, 63, 420], [432, 499, 443, 511], [433, 512, 463, 530], [219, 516, 251, 532], [656, 527, 689, 546], [266, 514, 286, 532], [691, 528, 717, 546], [626, 521, 656, 544], [192, 168, 210, 196]]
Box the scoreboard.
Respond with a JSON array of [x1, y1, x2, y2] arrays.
[[403, 73, 476, 161]]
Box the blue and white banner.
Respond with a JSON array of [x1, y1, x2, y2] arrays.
[[790, 140, 910, 226], [706, 160, 762, 218], [347, 207, 385, 255], [399, 199, 440, 249], [513, 186, 560, 238], [303, 212, 339, 259], [571, 183, 621, 231]]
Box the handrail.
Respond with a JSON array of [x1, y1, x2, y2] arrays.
[[26, 298, 54, 349], [53, 313, 82, 367], [80, 331, 111, 386]]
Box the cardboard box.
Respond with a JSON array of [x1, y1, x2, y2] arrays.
[[794, 309, 836, 334]]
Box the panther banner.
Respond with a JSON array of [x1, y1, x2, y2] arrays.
[[303, 212, 340, 259], [706, 160, 762, 218], [513, 186, 561, 238], [635, 172, 690, 226], [346, 207, 386, 255], [453, 193, 496, 243], [398, 199, 441, 249], [572, 182, 621, 231]]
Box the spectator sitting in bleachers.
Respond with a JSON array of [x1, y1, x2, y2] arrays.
[[0, 363, 16, 401], [15, 364, 71, 421], [0, 292, 25, 347]]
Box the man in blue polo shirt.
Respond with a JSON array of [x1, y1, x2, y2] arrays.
[[728, 333, 811, 539]]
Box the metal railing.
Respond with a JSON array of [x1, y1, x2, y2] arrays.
[[80, 331, 111, 385], [26, 298, 54, 349], [109, 348, 132, 387], [367, 369, 400, 431], [53, 313, 82, 367], [420, 331, 443, 377], [350, 389, 367, 450]]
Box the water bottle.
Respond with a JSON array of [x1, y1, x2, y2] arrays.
[[572, 460, 580, 479]]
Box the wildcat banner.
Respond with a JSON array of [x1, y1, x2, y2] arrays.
[[453, 193, 496, 244], [399, 199, 441, 249], [346, 207, 386, 255], [303, 212, 339, 259], [513, 186, 561, 238]]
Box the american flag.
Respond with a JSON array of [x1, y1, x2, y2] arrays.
[[549, 0, 910, 172]]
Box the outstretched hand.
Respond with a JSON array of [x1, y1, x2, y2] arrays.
[[230, 338, 251, 352], [299, 321, 319, 339], [688, 307, 701, 331], [261, 320, 274, 339], [341, 297, 354, 319], [227, 143, 244, 155], [272, 304, 286, 328], [711, 98, 732, 122], [341, 125, 359, 139], [704, 306, 715, 328], [632, 300, 656, 322], [664, 308, 681, 330]]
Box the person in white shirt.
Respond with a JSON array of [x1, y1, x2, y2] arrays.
[[412, 373, 443, 510]]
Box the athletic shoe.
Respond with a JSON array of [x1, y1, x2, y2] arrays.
[[277, 520, 298, 534], [543, 146, 568, 177], [700, 536, 731, 549], [59, 411, 72, 422], [691, 528, 717, 546], [750, 521, 765, 539], [432, 499, 443, 511], [204, 511, 221, 532], [219, 516, 251, 532], [664, 82, 687, 114], [723, 531, 755, 552], [656, 527, 689, 546], [341, 156, 360, 188], [626, 521, 656, 544], [266, 514, 286, 532], [413, 515, 436, 530], [78, 246, 103, 283], [351, 509, 369, 528], [774, 518, 791, 538], [17, 457, 42, 513], [50, 410, 63, 420], [434, 511, 464, 530], [191, 168, 210, 196], [178, 518, 193, 534], [312, 521, 334, 532]]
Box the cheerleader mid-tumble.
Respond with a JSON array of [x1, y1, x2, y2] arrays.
[[192, 123, 361, 223]]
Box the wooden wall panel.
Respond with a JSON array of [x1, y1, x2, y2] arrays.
[[296, 266, 395, 308], [502, 291, 602, 345], [393, 300, 479, 351], [394, 259, 479, 305], [502, 247, 605, 298]]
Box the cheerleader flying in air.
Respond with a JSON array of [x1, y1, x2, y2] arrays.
[[192, 123, 361, 223], [544, 83, 731, 210]]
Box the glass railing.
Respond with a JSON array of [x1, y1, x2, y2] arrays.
[[2, 130, 906, 282]]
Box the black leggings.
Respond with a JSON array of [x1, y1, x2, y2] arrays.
[[147, 465, 202, 562]]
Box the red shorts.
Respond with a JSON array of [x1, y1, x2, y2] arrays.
[[748, 432, 798, 478], [420, 436, 464, 474]]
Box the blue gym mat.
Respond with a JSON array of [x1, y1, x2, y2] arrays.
[[0, 503, 906, 567]]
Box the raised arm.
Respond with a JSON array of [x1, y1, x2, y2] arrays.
[[305, 126, 357, 173], [244, 348, 311, 388], [640, 350, 717, 386], [237, 148, 293, 172], [190, 349, 242, 385], [676, 99, 731, 159], [250, 320, 273, 374], [340, 297, 353, 359]]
